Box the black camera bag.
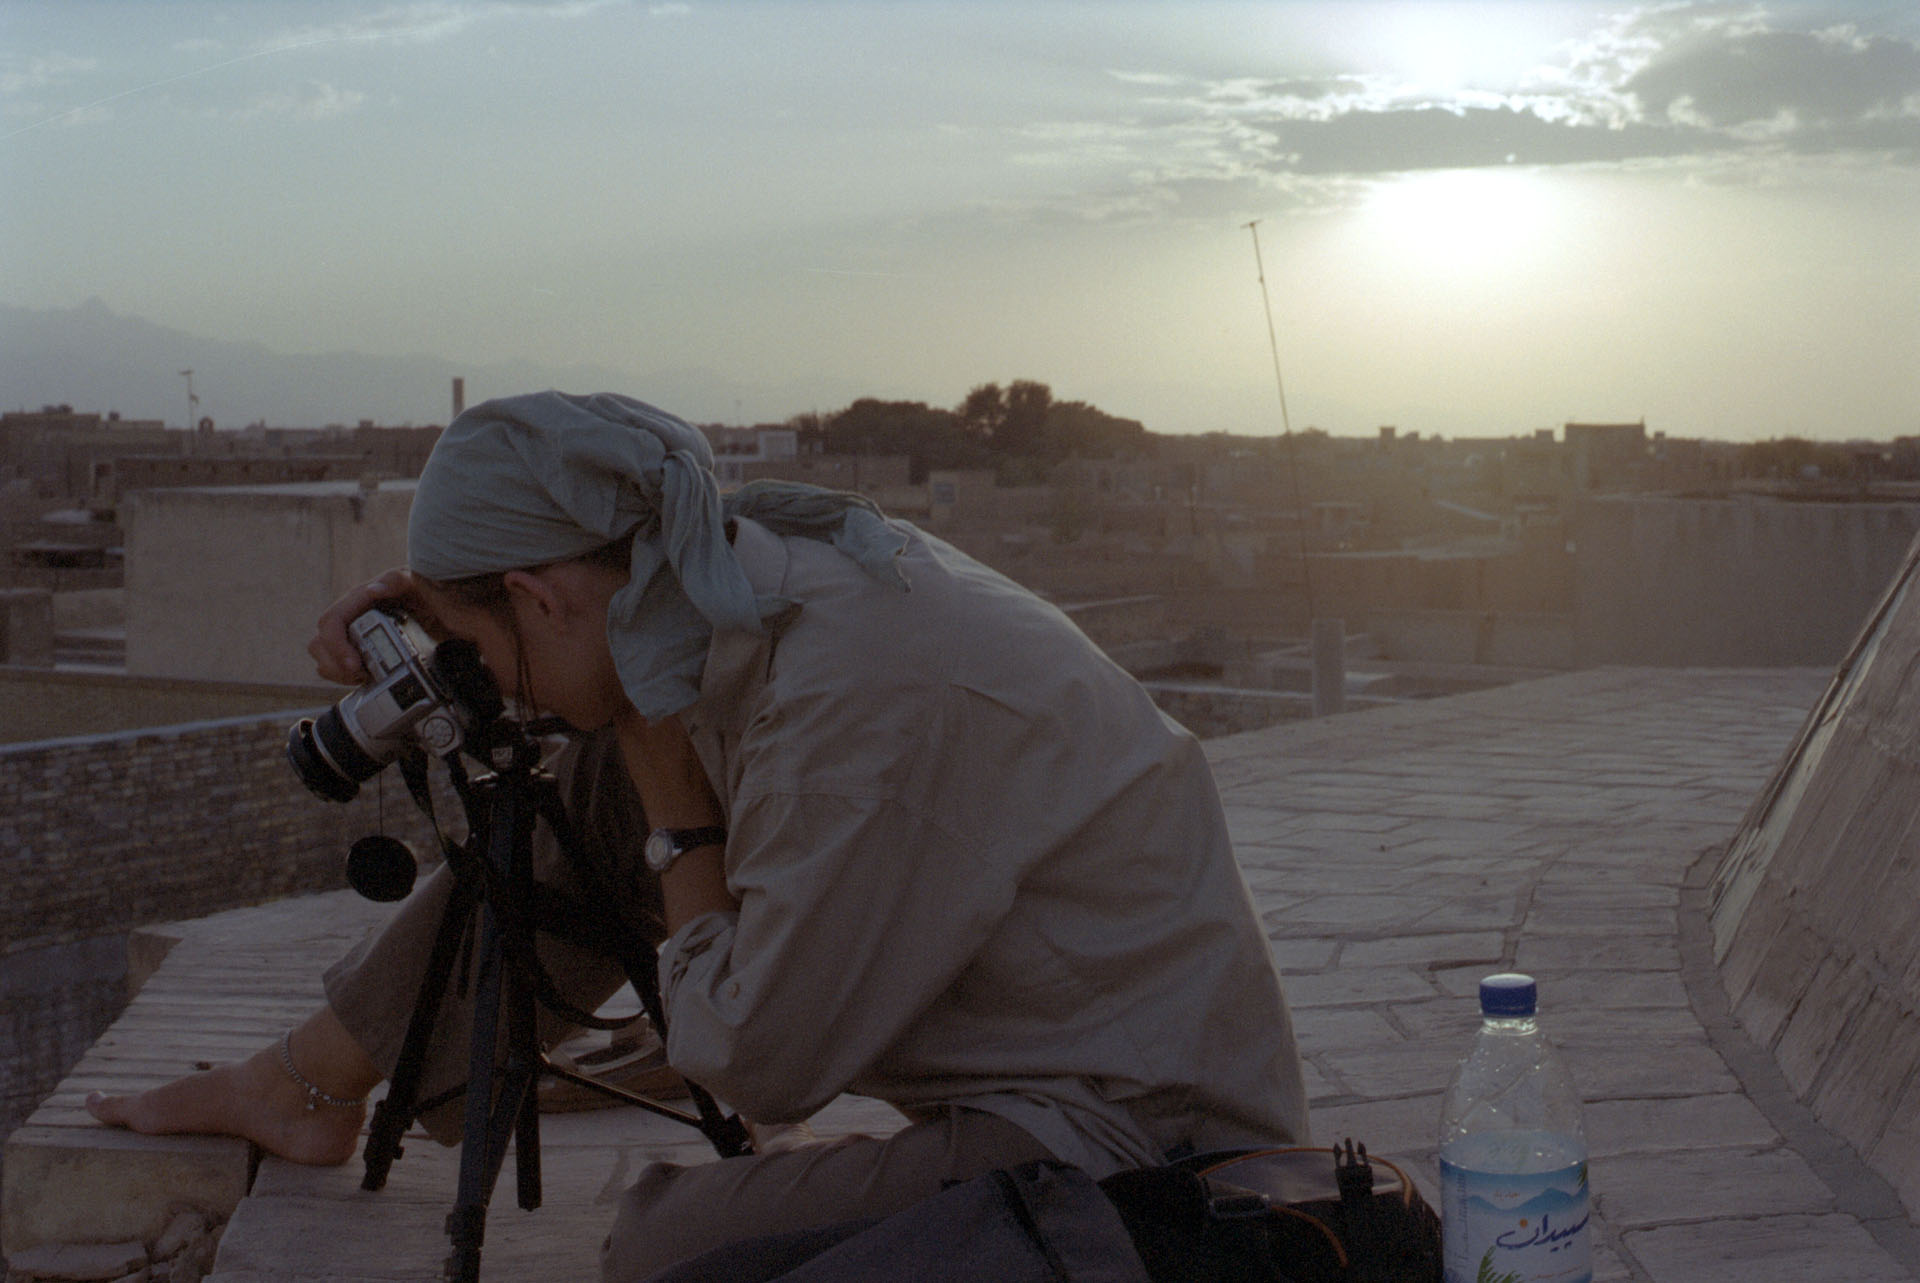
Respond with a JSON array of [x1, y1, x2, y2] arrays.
[[1098, 1140, 1443, 1283]]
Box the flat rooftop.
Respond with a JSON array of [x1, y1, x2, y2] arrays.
[[141, 479, 418, 498], [11, 666, 1920, 1281]]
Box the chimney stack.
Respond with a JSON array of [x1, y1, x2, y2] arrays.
[[452, 377, 466, 420]]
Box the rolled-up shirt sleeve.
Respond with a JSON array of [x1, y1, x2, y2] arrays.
[[659, 909, 737, 997], [656, 787, 1012, 1123]]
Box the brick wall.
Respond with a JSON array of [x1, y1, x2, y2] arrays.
[[0, 712, 456, 1157], [0, 669, 328, 746], [0, 714, 449, 956]]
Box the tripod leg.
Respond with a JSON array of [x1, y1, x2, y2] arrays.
[[444, 767, 552, 1282], [363, 875, 481, 1192], [445, 900, 506, 1283], [507, 927, 544, 1211], [441, 925, 546, 1280]]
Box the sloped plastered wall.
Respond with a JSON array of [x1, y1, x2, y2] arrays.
[[1710, 532, 1920, 1220]]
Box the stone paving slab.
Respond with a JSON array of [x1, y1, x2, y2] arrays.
[[1583, 1093, 1780, 1158], [15, 665, 1920, 1281], [1623, 1214, 1918, 1283]]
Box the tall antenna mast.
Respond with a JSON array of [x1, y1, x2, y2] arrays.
[[1244, 219, 1316, 623], [1244, 220, 1293, 437]]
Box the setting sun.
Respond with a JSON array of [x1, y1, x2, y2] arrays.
[[1354, 165, 1562, 276]]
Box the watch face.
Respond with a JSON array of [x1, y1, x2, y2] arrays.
[[644, 825, 724, 873]]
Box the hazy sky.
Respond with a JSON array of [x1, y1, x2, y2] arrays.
[[4, 1, 1917, 439]]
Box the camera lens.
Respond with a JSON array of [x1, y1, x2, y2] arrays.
[[286, 703, 386, 802], [288, 718, 357, 801]]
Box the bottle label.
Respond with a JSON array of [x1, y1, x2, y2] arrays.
[[1440, 1136, 1591, 1283]]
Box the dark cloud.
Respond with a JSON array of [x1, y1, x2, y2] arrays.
[[1625, 27, 1920, 130], [1261, 105, 1702, 173], [1241, 76, 1365, 103]]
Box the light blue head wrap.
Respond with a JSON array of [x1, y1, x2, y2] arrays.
[[408, 390, 907, 718]]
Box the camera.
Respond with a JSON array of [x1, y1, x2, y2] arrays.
[[286, 605, 500, 803]]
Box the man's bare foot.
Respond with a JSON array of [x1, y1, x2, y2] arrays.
[[86, 1011, 380, 1167]]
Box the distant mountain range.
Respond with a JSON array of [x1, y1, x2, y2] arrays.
[[0, 298, 807, 429]]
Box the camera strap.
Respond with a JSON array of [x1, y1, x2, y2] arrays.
[[398, 748, 462, 862]]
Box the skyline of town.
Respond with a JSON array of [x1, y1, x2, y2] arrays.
[[14, 378, 1920, 455]]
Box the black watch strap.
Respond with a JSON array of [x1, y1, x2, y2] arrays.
[[647, 825, 728, 874]]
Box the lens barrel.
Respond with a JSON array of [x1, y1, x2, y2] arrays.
[[286, 703, 388, 803]]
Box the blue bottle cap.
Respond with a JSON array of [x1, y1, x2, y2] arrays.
[[1479, 972, 1537, 1017]]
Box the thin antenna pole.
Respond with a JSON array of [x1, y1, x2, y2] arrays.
[[1244, 219, 1317, 624], [1245, 220, 1293, 437]]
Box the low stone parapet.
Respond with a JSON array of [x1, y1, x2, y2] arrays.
[[1, 894, 389, 1273]]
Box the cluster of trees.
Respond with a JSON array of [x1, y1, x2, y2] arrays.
[[786, 380, 1149, 482]]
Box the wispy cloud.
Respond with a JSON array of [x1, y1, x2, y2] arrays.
[[2, 0, 634, 139], [0, 52, 99, 97], [220, 81, 368, 122], [264, 0, 632, 52], [1107, 70, 1182, 88]]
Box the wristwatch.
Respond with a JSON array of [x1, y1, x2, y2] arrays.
[[644, 825, 728, 874]]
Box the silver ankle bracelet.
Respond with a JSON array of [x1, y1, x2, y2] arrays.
[[278, 1030, 368, 1111]]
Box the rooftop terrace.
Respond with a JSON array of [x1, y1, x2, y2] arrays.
[[9, 666, 1919, 1281]]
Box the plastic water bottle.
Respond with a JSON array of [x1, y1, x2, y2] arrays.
[[1438, 973, 1591, 1283]]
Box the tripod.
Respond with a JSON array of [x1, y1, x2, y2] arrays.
[[358, 724, 751, 1283]]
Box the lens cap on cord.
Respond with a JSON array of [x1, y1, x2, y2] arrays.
[[347, 834, 419, 902]]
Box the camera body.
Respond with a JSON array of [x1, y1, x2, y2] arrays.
[[287, 606, 497, 803]]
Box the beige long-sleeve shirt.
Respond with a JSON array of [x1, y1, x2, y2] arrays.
[[659, 516, 1308, 1177]]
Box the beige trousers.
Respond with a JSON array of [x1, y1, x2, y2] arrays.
[[602, 1108, 1055, 1282], [320, 731, 1056, 1281]]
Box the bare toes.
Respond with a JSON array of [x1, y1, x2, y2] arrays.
[[85, 1090, 129, 1126]]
